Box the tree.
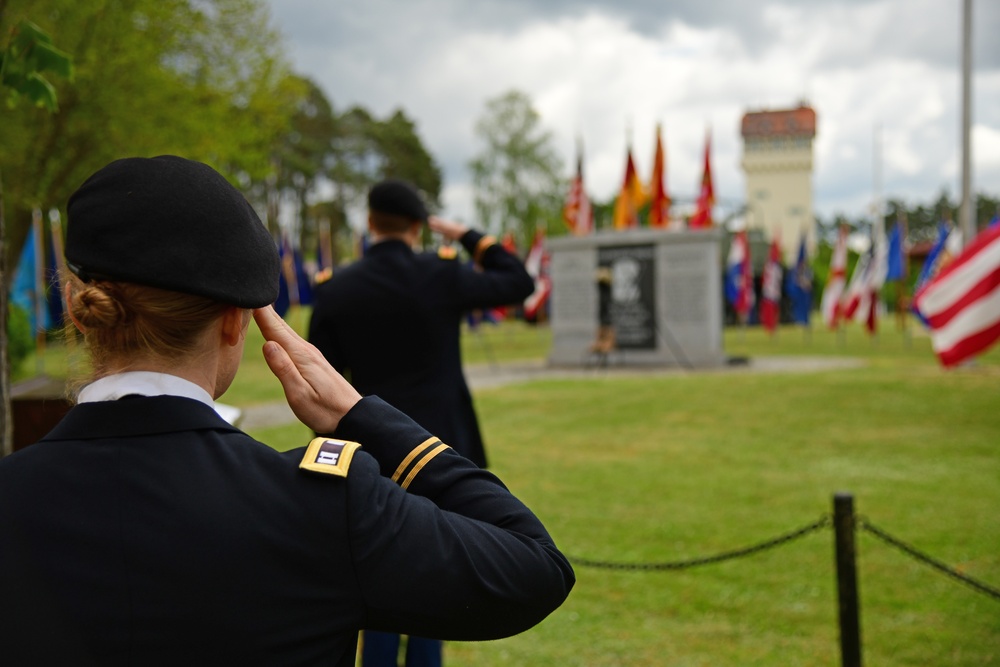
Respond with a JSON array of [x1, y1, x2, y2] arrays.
[[468, 90, 564, 249], [371, 109, 442, 210], [1, 16, 72, 457], [0, 0, 295, 265], [317, 104, 442, 264]]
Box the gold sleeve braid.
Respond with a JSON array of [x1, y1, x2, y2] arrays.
[[473, 235, 497, 264], [391, 437, 451, 490]]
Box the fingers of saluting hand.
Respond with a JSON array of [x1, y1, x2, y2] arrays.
[[252, 306, 361, 434], [428, 216, 468, 240]]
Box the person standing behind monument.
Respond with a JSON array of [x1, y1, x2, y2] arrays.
[[308, 179, 535, 667]]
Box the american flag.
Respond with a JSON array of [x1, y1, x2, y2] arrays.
[[562, 151, 593, 235], [760, 238, 783, 333], [913, 223, 1000, 367]]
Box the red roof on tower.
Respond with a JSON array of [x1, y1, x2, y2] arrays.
[[741, 104, 816, 138]]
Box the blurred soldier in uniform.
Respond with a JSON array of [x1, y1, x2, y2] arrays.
[[308, 179, 535, 667], [0, 156, 574, 667]]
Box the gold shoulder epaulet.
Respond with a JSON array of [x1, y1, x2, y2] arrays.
[[438, 245, 458, 260], [300, 437, 361, 477], [390, 437, 450, 490]]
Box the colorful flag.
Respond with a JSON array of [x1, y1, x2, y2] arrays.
[[44, 212, 65, 329], [275, 233, 312, 317], [760, 238, 783, 333], [786, 233, 813, 325], [820, 225, 848, 329], [523, 229, 551, 322], [862, 235, 889, 333], [612, 147, 645, 230], [725, 230, 754, 322], [10, 218, 49, 333], [648, 124, 671, 228], [842, 236, 887, 334], [915, 222, 951, 291], [563, 142, 593, 235], [912, 223, 1000, 367], [841, 249, 872, 321], [885, 220, 905, 282], [688, 129, 714, 229]]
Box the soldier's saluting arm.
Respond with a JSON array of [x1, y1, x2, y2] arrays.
[[255, 306, 575, 639], [428, 216, 535, 309]]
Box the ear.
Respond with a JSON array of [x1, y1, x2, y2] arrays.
[[408, 221, 423, 242], [64, 282, 86, 333], [220, 307, 250, 347]]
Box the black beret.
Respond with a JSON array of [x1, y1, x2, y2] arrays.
[[66, 155, 280, 308], [368, 179, 428, 222]]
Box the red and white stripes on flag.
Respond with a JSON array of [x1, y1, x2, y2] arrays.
[[913, 223, 1000, 367], [562, 162, 593, 235], [760, 239, 783, 333], [820, 226, 848, 329], [523, 229, 551, 321]]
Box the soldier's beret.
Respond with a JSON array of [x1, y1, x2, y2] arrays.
[[368, 179, 428, 222], [66, 155, 280, 308]]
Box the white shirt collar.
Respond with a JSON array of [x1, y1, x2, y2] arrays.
[[78, 371, 215, 408]]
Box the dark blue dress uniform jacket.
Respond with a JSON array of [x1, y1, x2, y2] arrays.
[[0, 395, 574, 666], [308, 230, 534, 468]]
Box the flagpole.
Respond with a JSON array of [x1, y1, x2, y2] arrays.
[[31, 209, 46, 375], [873, 123, 883, 240], [959, 0, 974, 245]]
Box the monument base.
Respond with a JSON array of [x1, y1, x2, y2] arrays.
[[547, 228, 725, 369]]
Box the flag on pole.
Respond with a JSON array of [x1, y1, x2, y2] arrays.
[[10, 216, 50, 333], [725, 230, 754, 322], [648, 124, 671, 228], [612, 146, 645, 230], [915, 222, 952, 291], [786, 233, 813, 325], [523, 229, 551, 322], [275, 232, 312, 317], [689, 129, 714, 229], [912, 223, 1000, 367], [820, 225, 848, 329], [841, 249, 872, 321], [45, 211, 65, 329], [864, 233, 890, 333], [842, 237, 887, 334], [562, 142, 593, 235], [760, 238, 783, 333], [885, 220, 905, 282]]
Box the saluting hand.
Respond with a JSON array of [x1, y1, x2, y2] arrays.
[[253, 306, 362, 434], [428, 216, 469, 241]]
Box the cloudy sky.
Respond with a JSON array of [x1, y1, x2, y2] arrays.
[[263, 0, 1000, 229]]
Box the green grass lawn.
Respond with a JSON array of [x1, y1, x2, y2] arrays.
[[13, 311, 1000, 665]]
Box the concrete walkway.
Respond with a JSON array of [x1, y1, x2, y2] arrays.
[[237, 355, 864, 431]]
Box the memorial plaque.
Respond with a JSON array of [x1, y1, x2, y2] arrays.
[[598, 244, 656, 350]]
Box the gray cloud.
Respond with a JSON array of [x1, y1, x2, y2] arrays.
[[265, 0, 1000, 224]]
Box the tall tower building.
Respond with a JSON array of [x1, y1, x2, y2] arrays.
[[740, 104, 817, 263]]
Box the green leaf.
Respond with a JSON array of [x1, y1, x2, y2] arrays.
[[28, 41, 74, 81], [23, 73, 59, 111]]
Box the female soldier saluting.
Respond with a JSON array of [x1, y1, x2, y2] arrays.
[[0, 155, 574, 666]]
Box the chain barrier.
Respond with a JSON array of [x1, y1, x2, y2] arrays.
[[569, 514, 1000, 603], [568, 514, 832, 571], [859, 517, 1000, 602]]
